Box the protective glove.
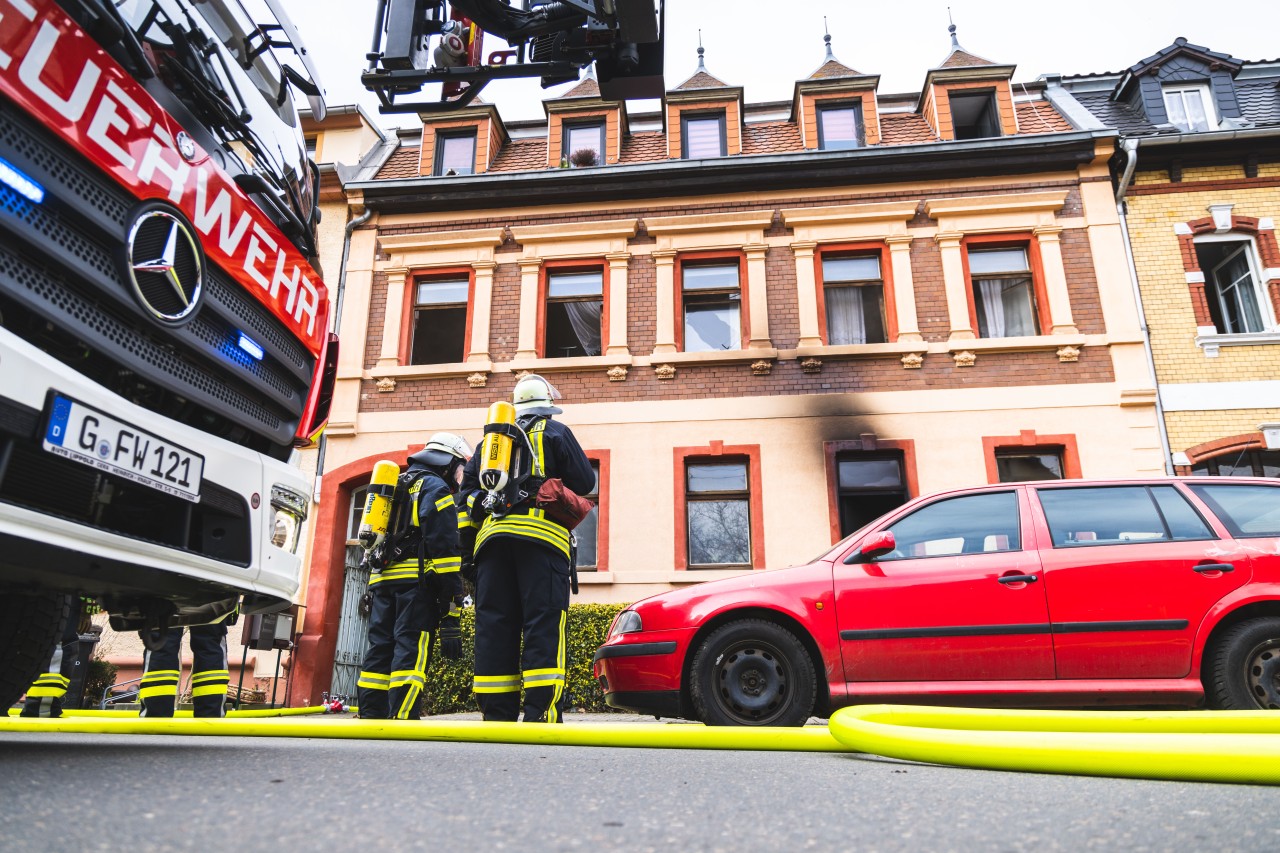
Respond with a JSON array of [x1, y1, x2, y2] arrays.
[[439, 615, 462, 660]]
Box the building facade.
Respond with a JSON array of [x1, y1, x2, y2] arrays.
[[289, 34, 1167, 703]]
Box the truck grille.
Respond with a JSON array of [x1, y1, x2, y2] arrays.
[[0, 105, 315, 459]]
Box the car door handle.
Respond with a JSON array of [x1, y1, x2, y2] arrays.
[[998, 574, 1039, 584], [1193, 562, 1235, 573]]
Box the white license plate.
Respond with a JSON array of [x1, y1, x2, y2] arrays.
[[42, 394, 204, 502]]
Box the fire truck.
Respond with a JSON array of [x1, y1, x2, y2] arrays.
[[0, 0, 337, 706]]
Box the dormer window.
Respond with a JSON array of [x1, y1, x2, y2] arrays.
[[950, 90, 1001, 139], [563, 120, 605, 168], [434, 130, 476, 176], [1163, 85, 1215, 133], [681, 112, 727, 158], [817, 103, 865, 150]]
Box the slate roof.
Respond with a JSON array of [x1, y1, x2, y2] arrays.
[[1070, 78, 1280, 135]]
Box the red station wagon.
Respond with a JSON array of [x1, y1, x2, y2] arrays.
[[592, 478, 1280, 725]]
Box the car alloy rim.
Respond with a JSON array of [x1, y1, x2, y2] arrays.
[[1244, 638, 1280, 710], [714, 640, 790, 724]]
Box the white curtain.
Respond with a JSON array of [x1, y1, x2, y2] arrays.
[[826, 286, 866, 345], [977, 279, 1007, 337], [977, 277, 1035, 338], [563, 300, 603, 356]]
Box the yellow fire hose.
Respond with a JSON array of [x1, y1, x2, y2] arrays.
[[0, 715, 846, 751], [8, 705, 337, 718], [828, 705, 1280, 785]]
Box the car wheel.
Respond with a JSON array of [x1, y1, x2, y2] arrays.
[[1205, 617, 1280, 710], [0, 592, 72, 709], [689, 619, 816, 726]]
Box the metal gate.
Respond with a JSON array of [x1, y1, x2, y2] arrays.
[[329, 545, 370, 700]]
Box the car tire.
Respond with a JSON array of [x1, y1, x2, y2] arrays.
[[689, 618, 816, 726], [0, 592, 72, 709], [1205, 616, 1280, 710]]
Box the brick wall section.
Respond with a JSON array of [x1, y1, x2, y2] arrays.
[[627, 254, 657, 354], [765, 246, 799, 349], [488, 263, 522, 362], [908, 239, 950, 340], [1060, 229, 1106, 335], [364, 271, 388, 370]]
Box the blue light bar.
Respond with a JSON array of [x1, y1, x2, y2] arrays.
[[237, 332, 265, 361], [0, 156, 45, 204]]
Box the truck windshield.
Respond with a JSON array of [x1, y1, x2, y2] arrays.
[[113, 0, 317, 251]]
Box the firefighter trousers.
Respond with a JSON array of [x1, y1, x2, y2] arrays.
[[21, 609, 82, 717], [140, 624, 229, 718], [357, 578, 439, 720], [473, 537, 570, 723]]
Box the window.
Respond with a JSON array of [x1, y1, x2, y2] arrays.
[[995, 448, 1064, 483], [410, 277, 468, 364], [879, 492, 1020, 561], [949, 90, 1002, 139], [1196, 239, 1270, 334], [305, 136, 318, 158], [1163, 85, 1215, 133], [1192, 450, 1280, 478], [817, 103, 864, 150], [686, 461, 751, 567], [543, 268, 603, 358], [347, 486, 369, 542], [836, 453, 908, 538], [1038, 486, 1212, 547], [681, 261, 741, 352], [681, 113, 726, 159], [822, 254, 886, 345], [969, 246, 1039, 338], [563, 121, 605, 168], [1189, 483, 1280, 538], [576, 463, 600, 569], [434, 130, 476, 175]]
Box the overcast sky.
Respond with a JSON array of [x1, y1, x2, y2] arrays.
[[285, 0, 1280, 127]]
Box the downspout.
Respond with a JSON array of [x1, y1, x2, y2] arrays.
[[1115, 137, 1175, 475], [313, 204, 374, 503]]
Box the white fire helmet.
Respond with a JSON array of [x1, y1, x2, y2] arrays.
[[512, 374, 563, 416], [416, 432, 473, 469]]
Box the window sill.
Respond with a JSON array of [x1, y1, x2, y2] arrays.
[[504, 354, 633, 374], [787, 342, 929, 361], [367, 360, 493, 380], [638, 347, 778, 367], [1196, 331, 1280, 357], [945, 334, 1086, 354]]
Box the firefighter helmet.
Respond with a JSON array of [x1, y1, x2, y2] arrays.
[[513, 374, 563, 416]]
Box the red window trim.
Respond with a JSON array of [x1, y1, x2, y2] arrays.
[[673, 441, 765, 570], [582, 449, 610, 572], [674, 250, 749, 352], [822, 438, 919, 545], [813, 242, 899, 344], [535, 259, 611, 360], [961, 233, 1051, 338], [982, 431, 1082, 484], [399, 267, 475, 365]]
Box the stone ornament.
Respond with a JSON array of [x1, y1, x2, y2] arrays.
[[901, 352, 924, 370], [375, 376, 397, 393], [607, 365, 628, 382], [751, 359, 773, 376], [467, 372, 488, 388], [655, 363, 676, 380], [953, 350, 977, 368], [800, 357, 823, 374], [1057, 345, 1081, 363]]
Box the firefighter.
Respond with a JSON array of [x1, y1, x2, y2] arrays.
[[139, 622, 232, 718], [463, 374, 594, 723], [20, 600, 85, 717], [357, 433, 472, 720]]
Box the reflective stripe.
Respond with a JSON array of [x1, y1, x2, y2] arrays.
[[190, 670, 230, 684], [141, 669, 180, 679], [522, 671, 565, 687], [435, 495, 455, 511], [476, 510, 571, 558], [549, 609, 568, 723], [191, 683, 228, 698], [394, 631, 431, 720], [357, 671, 391, 691], [380, 555, 463, 580], [26, 686, 68, 697], [33, 674, 70, 687], [138, 684, 178, 699], [473, 674, 521, 693], [529, 419, 547, 477]]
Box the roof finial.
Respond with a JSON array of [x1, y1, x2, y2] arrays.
[[696, 29, 706, 72], [948, 8, 960, 49], [823, 17, 834, 61]]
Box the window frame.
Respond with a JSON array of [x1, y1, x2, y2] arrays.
[[1191, 448, 1280, 478], [676, 251, 748, 353], [576, 450, 610, 571], [983, 431, 1081, 485], [562, 119, 607, 168], [1162, 83, 1217, 133], [433, 128, 478, 176], [815, 243, 896, 345], [1194, 234, 1274, 335], [823, 438, 918, 544], [948, 88, 1003, 140], [962, 234, 1051, 340], [536, 260, 609, 359], [400, 267, 474, 366], [816, 101, 866, 150], [680, 111, 728, 159], [673, 443, 764, 570]]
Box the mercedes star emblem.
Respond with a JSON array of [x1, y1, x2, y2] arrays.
[[126, 209, 203, 323]]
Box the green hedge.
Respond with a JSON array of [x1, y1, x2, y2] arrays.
[[422, 602, 629, 715]]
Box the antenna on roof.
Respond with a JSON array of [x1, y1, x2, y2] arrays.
[[696, 29, 706, 72], [823, 17, 834, 62]]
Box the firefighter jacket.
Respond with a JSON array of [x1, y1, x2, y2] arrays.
[[370, 468, 462, 586], [462, 416, 594, 560]]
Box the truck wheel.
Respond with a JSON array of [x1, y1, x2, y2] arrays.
[[0, 592, 72, 710], [1205, 617, 1280, 710], [689, 619, 816, 726]]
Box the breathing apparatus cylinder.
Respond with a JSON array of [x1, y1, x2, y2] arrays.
[[357, 460, 401, 551], [478, 401, 516, 495]]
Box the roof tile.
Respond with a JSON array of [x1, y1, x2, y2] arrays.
[[490, 137, 549, 172], [375, 145, 421, 179], [808, 58, 862, 79], [741, 120, 802, 155], [675, 69, 730, 91]]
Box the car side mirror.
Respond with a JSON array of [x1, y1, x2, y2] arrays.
[[843, 530, 896, 564]]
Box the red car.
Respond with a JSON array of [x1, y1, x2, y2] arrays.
[[593, 478, 1280, 725]]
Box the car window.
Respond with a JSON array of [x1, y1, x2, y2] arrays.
[[879, 492, 1020, 561], [1038, 485, 1211, 547], [1189, 484, 1280, 538]]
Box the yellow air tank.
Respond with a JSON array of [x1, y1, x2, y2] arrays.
[[357, 460, 400, 551], [479, 401, 516, 494]]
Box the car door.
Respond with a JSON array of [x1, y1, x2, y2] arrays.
[[1030, 483, 1251, 679], [834, 488, 1054, 683]]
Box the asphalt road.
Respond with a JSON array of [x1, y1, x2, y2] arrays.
[[2, 724, 1278, 852]]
